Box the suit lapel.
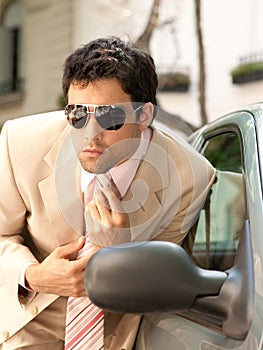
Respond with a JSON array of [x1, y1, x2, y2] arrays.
[[38, 125, 84, 245], [123, 128, 170, 238]]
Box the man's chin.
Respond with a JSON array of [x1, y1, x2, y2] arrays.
[[79, 157, 110, 174], [79, 156, 97, 174], [79, 149, 134, 174]]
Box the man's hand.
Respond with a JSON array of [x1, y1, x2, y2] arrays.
[[25, 237, 97, 297], [85, 187, 131, 246]]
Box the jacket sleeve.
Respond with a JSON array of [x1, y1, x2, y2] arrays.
[[0, 121, 38, 302]]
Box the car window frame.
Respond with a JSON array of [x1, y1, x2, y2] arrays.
[[179, 113, 256, 334]]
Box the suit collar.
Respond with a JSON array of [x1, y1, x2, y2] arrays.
[[135, 127, 170, 192], [123, 128, 171, 239], [43, 122, 74, 170], [39, 122, 84, 244]]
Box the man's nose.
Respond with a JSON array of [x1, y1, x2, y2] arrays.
[[84, 114, 103, 141]]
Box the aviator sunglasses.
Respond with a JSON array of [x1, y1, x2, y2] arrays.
[[65, 103, 142, 131]]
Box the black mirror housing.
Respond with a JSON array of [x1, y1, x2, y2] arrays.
[[85, 241, 226, 313]]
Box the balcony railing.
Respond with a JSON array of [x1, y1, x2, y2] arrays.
[[239, 52, 263, 64], [231, 52, 263, 84]]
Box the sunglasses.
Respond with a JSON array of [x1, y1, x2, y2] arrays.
[[65, 103, 142, 131]]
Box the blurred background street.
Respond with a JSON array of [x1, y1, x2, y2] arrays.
[[0, 0, 263, 131]]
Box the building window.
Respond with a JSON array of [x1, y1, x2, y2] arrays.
[[0, 1, 23, 96]]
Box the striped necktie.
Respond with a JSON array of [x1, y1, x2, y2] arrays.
[[64, 179, 104, 350]]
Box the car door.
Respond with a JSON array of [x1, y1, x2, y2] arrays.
[[134, 110, 263, 350]]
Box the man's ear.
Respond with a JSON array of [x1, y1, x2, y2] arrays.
[[137, 102, 154, 131]]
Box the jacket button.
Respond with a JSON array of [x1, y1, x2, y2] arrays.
[[31, 306, 38, 316], [2, 330, 9, 341]]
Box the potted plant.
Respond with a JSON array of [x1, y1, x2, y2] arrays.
[[231, 61, 263, 84], [158, 72, 190, 92]]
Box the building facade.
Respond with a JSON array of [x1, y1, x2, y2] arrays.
[[0, 0, 73, 126], [0, 0, 263, 128]]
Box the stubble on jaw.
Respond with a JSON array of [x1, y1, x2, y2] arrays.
[[79, 138, 141, 174]]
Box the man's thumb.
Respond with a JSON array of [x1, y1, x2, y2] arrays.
[[58, 236, 85, 259]]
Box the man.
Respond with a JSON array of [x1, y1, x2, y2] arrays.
[[0, 36, 215, 349]]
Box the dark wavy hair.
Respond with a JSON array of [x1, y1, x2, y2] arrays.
[[62, 36, 158, 110]]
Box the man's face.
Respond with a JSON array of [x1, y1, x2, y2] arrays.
[[68, 78, 148, 173]]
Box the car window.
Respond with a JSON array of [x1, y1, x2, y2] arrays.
[[184, 131, 246, 271], [203, 132, 242, 173]]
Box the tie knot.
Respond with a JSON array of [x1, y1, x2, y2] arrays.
[[84, 173, 122, 204], [96, 173, 112, 188], [96, 173, 122, 200], [84, 173, 112, 205]]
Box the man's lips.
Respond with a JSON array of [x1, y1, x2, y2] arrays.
[[82, 148, 104, 157]]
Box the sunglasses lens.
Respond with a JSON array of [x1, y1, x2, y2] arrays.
[[65, 104, 133, 131], [96, 106, 126, 131], [65, 105, 88, 129]]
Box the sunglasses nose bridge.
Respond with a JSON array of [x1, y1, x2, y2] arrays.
[[83, 113, 104, 140]]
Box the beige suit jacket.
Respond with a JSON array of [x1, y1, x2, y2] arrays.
[[0, 111, 215, 348]]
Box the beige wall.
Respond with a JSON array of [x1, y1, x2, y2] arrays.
[[0, 0, 73, 126]]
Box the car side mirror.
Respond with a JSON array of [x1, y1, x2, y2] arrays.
[[84, 241, 227, 313], [85, 221, 254, 341]]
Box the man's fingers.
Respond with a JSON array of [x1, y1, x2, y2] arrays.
[[87, 200, 101, 221], [86, 189, 129, 229], [95, 188, 122, 213], [73, 253, 92, 270], [56, 237, 85, 259]]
